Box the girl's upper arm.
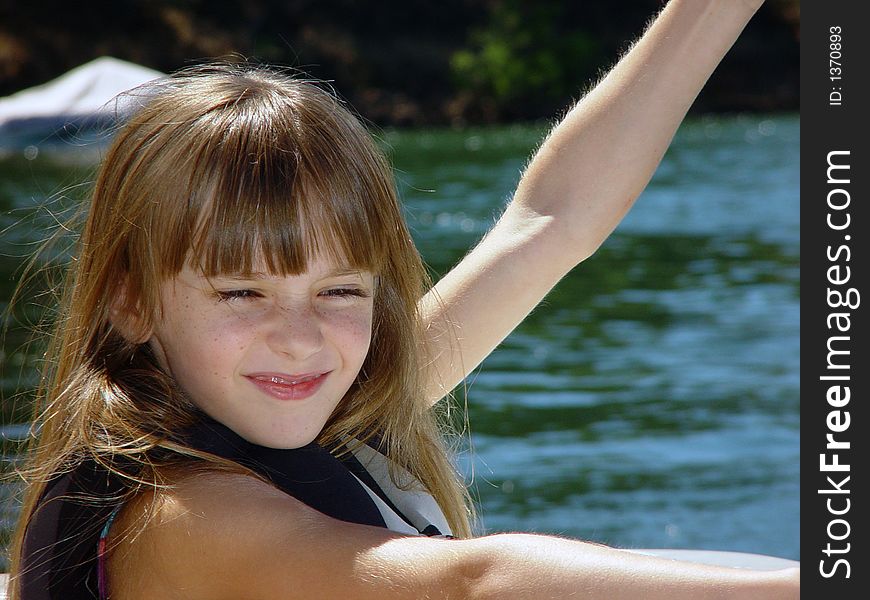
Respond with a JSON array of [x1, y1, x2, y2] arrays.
[[108, 472, 475, 600]]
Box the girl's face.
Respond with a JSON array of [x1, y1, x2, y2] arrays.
[[147, 253, 375, 449]]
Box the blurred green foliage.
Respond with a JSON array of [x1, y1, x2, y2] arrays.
[[0, 0, 799, 125], [450, 1, 603, 120]]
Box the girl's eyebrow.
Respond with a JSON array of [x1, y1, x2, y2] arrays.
[[325, 268, 368, 278]]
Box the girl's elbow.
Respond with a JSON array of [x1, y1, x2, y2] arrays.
[[443, 536, 523, 600]]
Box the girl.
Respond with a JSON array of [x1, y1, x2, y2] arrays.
[[8, 0, 798, 598]]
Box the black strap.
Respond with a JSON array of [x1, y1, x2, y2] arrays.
[[179, 417, 387, 528], [338, 450, 422, 532]]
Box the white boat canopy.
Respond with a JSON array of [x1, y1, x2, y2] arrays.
[[0, 56, 165, 138]]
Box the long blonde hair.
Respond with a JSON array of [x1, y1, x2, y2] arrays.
[[8, 63, 471, 595]]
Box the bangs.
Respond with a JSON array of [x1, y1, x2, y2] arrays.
[[187, 154, 387, 278], [145, 75, 398, 279]]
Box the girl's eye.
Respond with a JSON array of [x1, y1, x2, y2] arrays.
[[216, 289, 261, 302], [321, 287, 370, 299]]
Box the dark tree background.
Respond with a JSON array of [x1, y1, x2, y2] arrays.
[[0, 0, 799, 126]]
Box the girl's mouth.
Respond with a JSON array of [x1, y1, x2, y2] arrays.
[[245, 372, 331, 401]]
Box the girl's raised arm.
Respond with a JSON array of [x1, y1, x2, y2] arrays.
[[419, 0, 766, 404], [110, 471, 797, 599]]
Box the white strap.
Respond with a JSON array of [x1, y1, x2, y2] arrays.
[[349, 442, 453, 537]]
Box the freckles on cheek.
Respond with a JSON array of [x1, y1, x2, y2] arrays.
[[336, 310, 372, 336], [346, 314, 374, 354]]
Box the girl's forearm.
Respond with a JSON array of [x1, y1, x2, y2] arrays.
[[460, 533, 798, 600], [362, 530, 797, 599], [510, 0, 764, 263]]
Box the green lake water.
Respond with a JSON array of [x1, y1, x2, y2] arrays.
[[1, 113, 799, 563]]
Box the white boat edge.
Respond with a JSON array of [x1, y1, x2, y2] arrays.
[[625, 548, 799, 570], [0, 549, 799, 597]]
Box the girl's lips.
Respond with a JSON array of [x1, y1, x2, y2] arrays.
[[245, 371, 331, 401]]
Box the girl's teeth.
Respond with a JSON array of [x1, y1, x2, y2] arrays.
[[265, 375, 317, 385]]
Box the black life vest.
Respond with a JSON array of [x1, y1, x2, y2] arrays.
[[18, 417, 450, 599]]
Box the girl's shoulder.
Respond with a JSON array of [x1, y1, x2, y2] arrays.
[[106, 469, 467, 600], [107, 470, 308, 598]]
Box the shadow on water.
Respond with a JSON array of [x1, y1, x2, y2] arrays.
[[1, 114, 799, 565]]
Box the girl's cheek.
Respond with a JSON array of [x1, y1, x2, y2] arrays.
[[324, 308, 373, 344], [207, 303, 268, 331]]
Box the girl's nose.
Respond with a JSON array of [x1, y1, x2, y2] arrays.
[[264, 302, 325, 360]]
